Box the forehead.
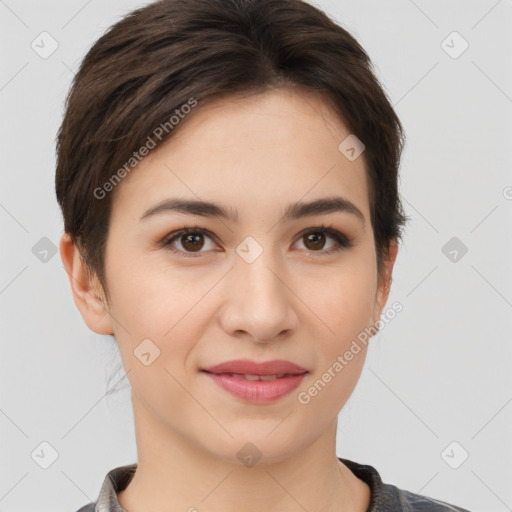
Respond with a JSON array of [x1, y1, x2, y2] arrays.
[[110, 87, 371, 224]]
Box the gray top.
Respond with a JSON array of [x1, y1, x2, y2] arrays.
[[75, 457, 472, 512]]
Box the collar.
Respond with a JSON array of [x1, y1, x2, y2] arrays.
[[92, 457, 399, 512]]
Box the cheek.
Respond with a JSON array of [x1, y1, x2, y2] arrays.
[[304, 254, 378, 346], [106, 264, 203, 415], [105, 248, 205, 334], [105, 254, 221, 383], [297, 268, 374, 416]]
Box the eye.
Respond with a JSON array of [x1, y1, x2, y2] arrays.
[[161, 226, 218, 258], [161, 224, 354, 258], [293, 225, 354, 257]]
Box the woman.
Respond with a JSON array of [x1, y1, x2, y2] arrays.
[[56, 0, 471, 510]]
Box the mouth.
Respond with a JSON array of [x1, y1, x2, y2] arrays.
[[202, 358, 308, 376], [200, 360, 308, 403], [202, 371, 306, 380]]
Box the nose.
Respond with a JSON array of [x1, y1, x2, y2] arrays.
[[217, 248, 299, 344]]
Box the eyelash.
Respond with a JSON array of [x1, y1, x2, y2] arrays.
[[160, 223, 354, 259]]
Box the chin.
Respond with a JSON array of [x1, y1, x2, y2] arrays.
[[197, 426, 308, 467]]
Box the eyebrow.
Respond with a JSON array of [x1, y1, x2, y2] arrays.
[[139, 196, 366, 227]]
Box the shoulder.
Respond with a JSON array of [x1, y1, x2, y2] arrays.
[[338, 457, 472, 512], [75, 504, 96, 512], [386, 482, 472, 511], [73, 463, 136, 512]]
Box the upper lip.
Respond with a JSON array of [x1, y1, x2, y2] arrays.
[[202, 359, 308, 376]]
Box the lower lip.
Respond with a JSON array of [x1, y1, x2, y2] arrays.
[[202, 371, 307, 403]]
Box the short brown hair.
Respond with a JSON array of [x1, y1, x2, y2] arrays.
[[55, 0, 408, 296]]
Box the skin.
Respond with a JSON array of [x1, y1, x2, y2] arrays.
[[60, 86, 398, 512]]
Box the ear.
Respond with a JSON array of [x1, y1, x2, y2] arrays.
[[59, 232, 114, 335], [371, 239, 399, 327]]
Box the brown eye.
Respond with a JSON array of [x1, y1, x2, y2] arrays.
[[295, 227, 353, 255], [303, 231, 327, 251], [163, 227, 217, 258], [162, 225, 353, 259], [181, 233, 205, 252]]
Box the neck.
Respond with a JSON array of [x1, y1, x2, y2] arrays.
[[117, 394, 370, 512]]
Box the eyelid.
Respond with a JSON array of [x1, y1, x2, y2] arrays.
[[160, 224, 354, 258], [295, 225, 353, 247], [160, 226, 219, 255]]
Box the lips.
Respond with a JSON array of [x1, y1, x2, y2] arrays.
[[219, 373, 290, 381], [201, 359, 308, 403], [202, 359, 308, 376]]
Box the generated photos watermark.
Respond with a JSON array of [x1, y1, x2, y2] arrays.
[[297, 301, 403, 405], [93, 97, 198, 200]]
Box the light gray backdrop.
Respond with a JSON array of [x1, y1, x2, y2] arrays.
[[1, 1, 511, 511]]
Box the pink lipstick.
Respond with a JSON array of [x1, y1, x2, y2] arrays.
[[201, 359, 308, 403]]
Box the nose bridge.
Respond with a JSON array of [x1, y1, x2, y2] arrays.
[[236, 238, 286, 309], [219, 236, 297, 342]]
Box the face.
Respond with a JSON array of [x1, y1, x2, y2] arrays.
[[64, 87, 397, 465]]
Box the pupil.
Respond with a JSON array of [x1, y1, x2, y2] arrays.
[[183, 234, 203, 251], [306, 232, 325, 250]]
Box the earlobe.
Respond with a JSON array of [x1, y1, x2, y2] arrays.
[[59, 232, 114, 335]]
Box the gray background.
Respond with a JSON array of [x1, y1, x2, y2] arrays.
[[1, 1, 511, 511]]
